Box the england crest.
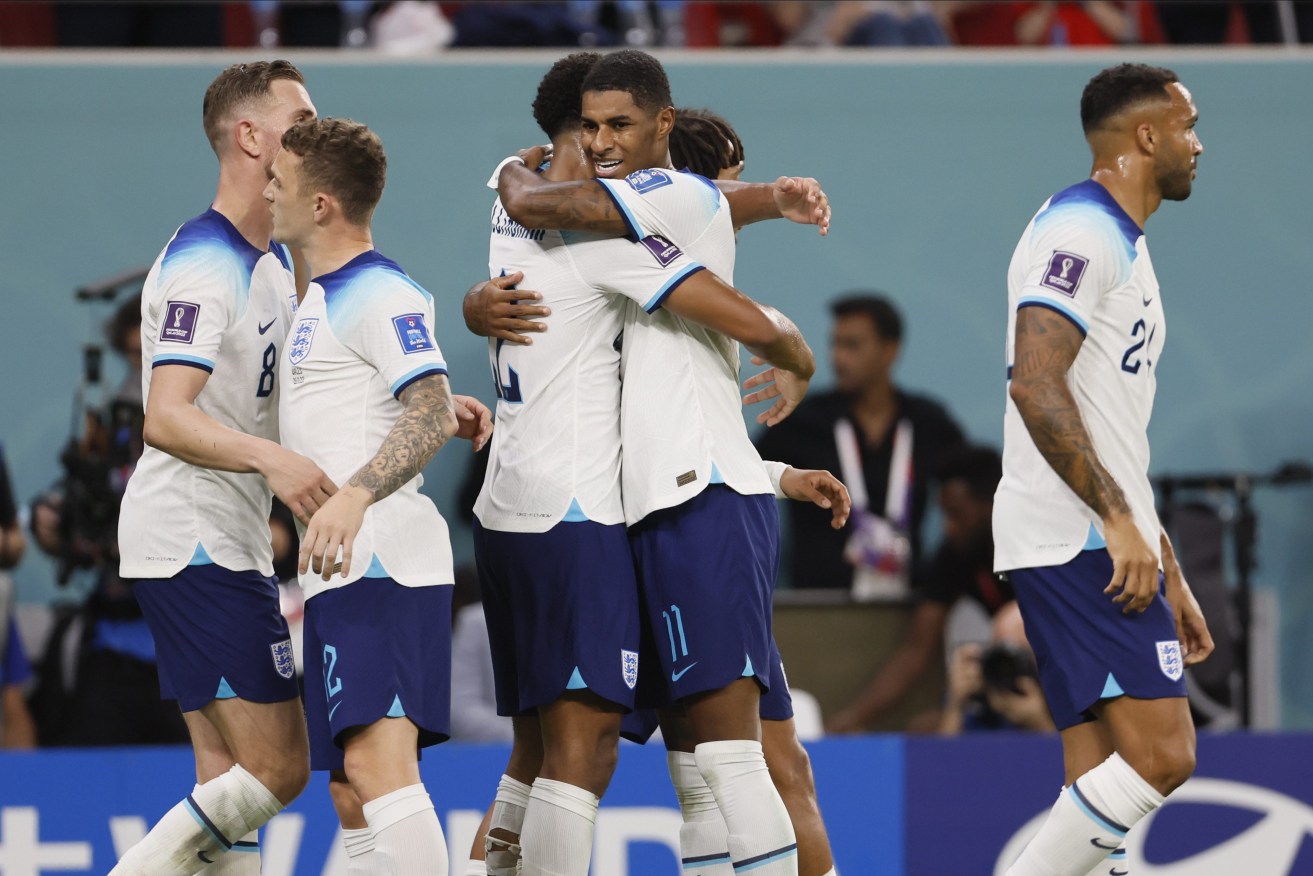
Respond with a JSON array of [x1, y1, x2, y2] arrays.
[[271, 639, 296, 679], [621, 649, 639, 690], [289, 317, 319, 365], [1157, 640, 1183, 681]]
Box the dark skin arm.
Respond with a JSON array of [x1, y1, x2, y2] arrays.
[[497, 150, 830, 235], [1008, 306, 1158, 612], [462, 272, 550, 346]]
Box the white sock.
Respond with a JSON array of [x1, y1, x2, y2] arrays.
[[363, 784, 448, 876], [463, 861, 489, 876], [110, 766, 282, 875], [694, 740, 798, 876], [667, 751, 733, 875], [486, 774, 531, 876], [1081, 846, 1129, 876], [198, 831, 260, 875], [1007, 754, 1162, 876], [520, 778, 599, 876], [341, 826, 379, 876]]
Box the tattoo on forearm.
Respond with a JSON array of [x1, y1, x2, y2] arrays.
[[504, 170, 626, 233], [1011, 307, 1129, 519], [347, 377, 453, 502]]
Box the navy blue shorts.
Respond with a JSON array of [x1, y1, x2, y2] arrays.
[[302, 579, 452, 771], [1008, 549, 1188, 731], [135, 565, 299, 713], [620, 638, 794, 744], [473, 518, 641, 715], [628, 485, 779, 705]]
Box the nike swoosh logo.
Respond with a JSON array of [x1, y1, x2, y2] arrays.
[[1090, 838, 1120, 850], [1111, 869, 1129, 875], [1142, 295, 1154, 306], [671, 663, 697, 682], [258, 318, 277, 334], [198, 851, 214, 864], [328, 702, 342, 721]]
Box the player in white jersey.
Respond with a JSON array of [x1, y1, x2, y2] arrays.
[[489, 49, 833, 876], [467, 54, 838, 876], [113, 61, 336, 876], [267, 118, 491, 876], [996, 65, 1213, 876]]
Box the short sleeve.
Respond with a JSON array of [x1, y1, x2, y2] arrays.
[[150, 251, 243, 372], [566, 235, 706, 314], [1018, 208, 1133, 337], [596, 169, 723, 244], [344, 279, 448, 399]]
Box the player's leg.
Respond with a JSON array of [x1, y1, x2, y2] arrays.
[[111, 569, 305, 876], [762, 719, 835, 876], [475, 716, 543, 876], [1005, 553, 1192, 876], [1059, 722, 1132, 876], [633, 487, 798, 876], [657, 708, 734, 876], [328, 770, 378, 876]]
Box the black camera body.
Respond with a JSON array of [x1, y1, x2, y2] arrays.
[[980, 642, 1039, 694]]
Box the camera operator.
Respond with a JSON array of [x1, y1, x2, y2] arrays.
[[28, 293, 187, 745], [940, 601, 1055, 734]]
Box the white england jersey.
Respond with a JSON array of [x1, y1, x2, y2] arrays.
[[120, 209, 296, 580], [279, 250, 454, 599], [994, 179, 1166, 571], [475, 195, 706, 533], [598, 169, 774, 526]]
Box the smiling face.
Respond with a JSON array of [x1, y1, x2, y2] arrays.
[[580, 88, 675, 180], [1153, 81, 1202, 202]]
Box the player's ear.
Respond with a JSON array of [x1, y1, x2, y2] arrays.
[[234, 118, 261, 160], [312, 192, 331, 224], [1136, 121, 1157, 156], [656, 106, 676, 139]]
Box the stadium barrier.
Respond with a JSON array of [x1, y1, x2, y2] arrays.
[[1, 732, 1310, 874]]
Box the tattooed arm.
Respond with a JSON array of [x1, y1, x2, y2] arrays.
[[1008, 306, 1159, 612], [299, 374, 459, 580], [497, 161, 628, 234]]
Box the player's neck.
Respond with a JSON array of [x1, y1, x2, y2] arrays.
[[849, 379, 896, 419], [1088, 167, 1157, 229], [545, 137, 591, 181], [213, 163, 275, 251], [301, 229, 374, 279]]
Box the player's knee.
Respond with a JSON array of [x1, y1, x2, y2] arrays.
[[1125, 738, 1195, 796], [765, 734, 817, 803], [258, 756, 310, 804]]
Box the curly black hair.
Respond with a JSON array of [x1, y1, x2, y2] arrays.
[[669, 108, 744, 179], [1080, 63, 1179, 135], [532, 52, 603, 140], [580, 49, 672, 113]]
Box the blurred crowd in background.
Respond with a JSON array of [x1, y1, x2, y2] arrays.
[[2, 1, 1313, 51]]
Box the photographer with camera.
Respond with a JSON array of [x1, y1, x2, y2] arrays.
[[28, 290, 188, 746], [940, 601, 1055, 734]]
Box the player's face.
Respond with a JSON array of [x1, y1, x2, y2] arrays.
[[264, 149, 313, 246], [831, 314, 898, 396], [255, 79, 317, 174], [1154, 82, 1202, 202], [581, 89, 673, 180], [939, 480, 992, 553]]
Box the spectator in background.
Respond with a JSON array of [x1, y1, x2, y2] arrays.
[[756, 294, 965, 593], [939, 601, 1055, 734], [772, 1, 949, 47], [0, 443, 37, 749], [945, 1, 1143, 46], [28, 294, 187, 746], [448, 563, 512, 743], [828, 446, 1013, 733]]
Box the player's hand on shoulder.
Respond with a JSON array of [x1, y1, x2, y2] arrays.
[[263, 447, 338, 526], [1165, 569, 1215, 666], [779, 466, 851, 529], [515, 144, 552, 171], [463, 273, 550, 345], [742, 356, 810, 427], [1101, 515, 1159, 614], [299, 485, 370, 582], [772, 176, 831, 237], [452, 394, 494, 451]]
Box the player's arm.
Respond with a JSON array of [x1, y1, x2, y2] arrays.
[[497, 160, 628, 234], [826, 600, 950, 733], [1008, 306, 1158, 612], [1160, 529, 1214, 665], [663, 271, 816, 425], [462, 272, 550, 345], [300, 373, 459, 580], [715, 177, 831, 235], [143, 365, 336, 524], [763, 461, 850, 529]]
